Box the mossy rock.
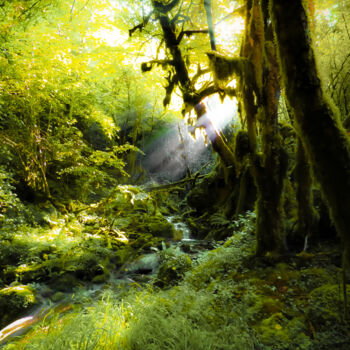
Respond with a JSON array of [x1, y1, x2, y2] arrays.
[[307, 284, 350, 326], [145, 216, 175, 238], [51, 291, 65, 302], [155, 249, 192, 288], [92, 273, 110, 284], [0, 285, 37, 329], [256, 313, 312, 349], [13, 261, 58, 284], [48, 273, 81, 292], [73, 259, 106, 281]]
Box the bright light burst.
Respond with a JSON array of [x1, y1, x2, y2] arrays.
[[206, 93, 239, 131], [215, 16, 245, 53], [92, 27, 128, 47]]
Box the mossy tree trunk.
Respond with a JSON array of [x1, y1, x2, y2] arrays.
[[238, 0, 287, 256], [294, 138, 317, 243], [270, 0, 350, 265]]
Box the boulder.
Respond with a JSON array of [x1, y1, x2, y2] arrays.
[[0, 285, 37, 329]]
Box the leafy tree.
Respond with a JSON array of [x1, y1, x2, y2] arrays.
[[0, 0, 168, 202]]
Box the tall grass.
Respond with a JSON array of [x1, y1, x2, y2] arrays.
[[3, 228, 258, 350]]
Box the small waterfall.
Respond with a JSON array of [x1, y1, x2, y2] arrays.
[[166, 216, 191, 240]]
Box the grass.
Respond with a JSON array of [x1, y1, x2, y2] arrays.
[[2, 211, 350, 350]]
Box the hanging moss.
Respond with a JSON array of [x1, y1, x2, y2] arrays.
[[207, 52, 253, 86]]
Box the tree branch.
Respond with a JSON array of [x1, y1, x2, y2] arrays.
[[17, 0, 41, 20], [204, 0, 216, 50], [129, 11, 154, 37], [177, 29, 209, 43], [152, 0, 180, 14], [141, 59, 174, 72], [191, 66, 211, 85]]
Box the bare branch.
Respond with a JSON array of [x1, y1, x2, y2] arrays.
[[141, 59, 174, 72], [129, 11, 154, 37], [17, 0, 41, 20], [177, 29, 208, 43], [171, 13, 190, 26]]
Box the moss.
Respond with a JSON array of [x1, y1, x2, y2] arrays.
[[51, 291, 65, 302], [0, 285, 37, 329], [11, 260, 60, 284], [92, 271, 110, 284], [207, 52, 253, 85], [257, 313, 312, 349], [248, 0, 264, 92], [270, 0, 350, 268], [146, 215, 175, 238], [294, 138, 318, 242], [234, 130, 251, 163], [49, 273, 81, 292], [155, 249, 192, 288], [307, 284, 350, 325]]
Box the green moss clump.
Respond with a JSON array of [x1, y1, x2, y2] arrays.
[[307, 284, 350, 325], [146, 216, 175, 238], [0, 285, 37, 328], [207, 52, 252, 85], [256, 313, 312, 349], [155, 248, 192, 288]]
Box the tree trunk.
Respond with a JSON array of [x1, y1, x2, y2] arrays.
[[239, 0, 287, 256], [294, 138, 316, 243], [270, 0, 350, 265]]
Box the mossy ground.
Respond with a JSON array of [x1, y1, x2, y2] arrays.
[[1, 188, 349, 349]]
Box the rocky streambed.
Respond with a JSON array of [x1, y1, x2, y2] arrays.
[[0, 213, 217, 347]]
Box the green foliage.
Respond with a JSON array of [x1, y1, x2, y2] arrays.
[[3, 285, 257, 350], [155, 246, 192, 287], [315, 0, 350, 120], [0, 167, 27, 225], [0, 0, 175, 202], [0, 285, 37, 329]]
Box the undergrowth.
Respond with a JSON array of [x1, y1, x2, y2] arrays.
[[2, 220, 260, 350], [2, 211, 350, 350]]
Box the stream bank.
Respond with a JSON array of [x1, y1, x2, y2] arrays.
[[1, 182, 350, 349]]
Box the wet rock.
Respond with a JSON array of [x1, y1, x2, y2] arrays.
[[49, 273, 81, 292], [155, 248, 192, 288], [0, 285, 37, 329], [125, 253, 160, 275], [146, 216, 175, 238], [51, 291, 65, 302]]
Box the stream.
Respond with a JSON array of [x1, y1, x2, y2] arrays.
[[0, 215, 216, 346]]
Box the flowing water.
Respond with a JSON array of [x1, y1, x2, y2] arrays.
[[0, 216, 197, 347]]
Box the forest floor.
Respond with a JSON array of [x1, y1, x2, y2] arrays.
[[1, 184, 350, 350]]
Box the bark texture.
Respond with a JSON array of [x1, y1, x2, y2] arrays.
[[270, 0, 350, 265], [294, 138, 316, 241]]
